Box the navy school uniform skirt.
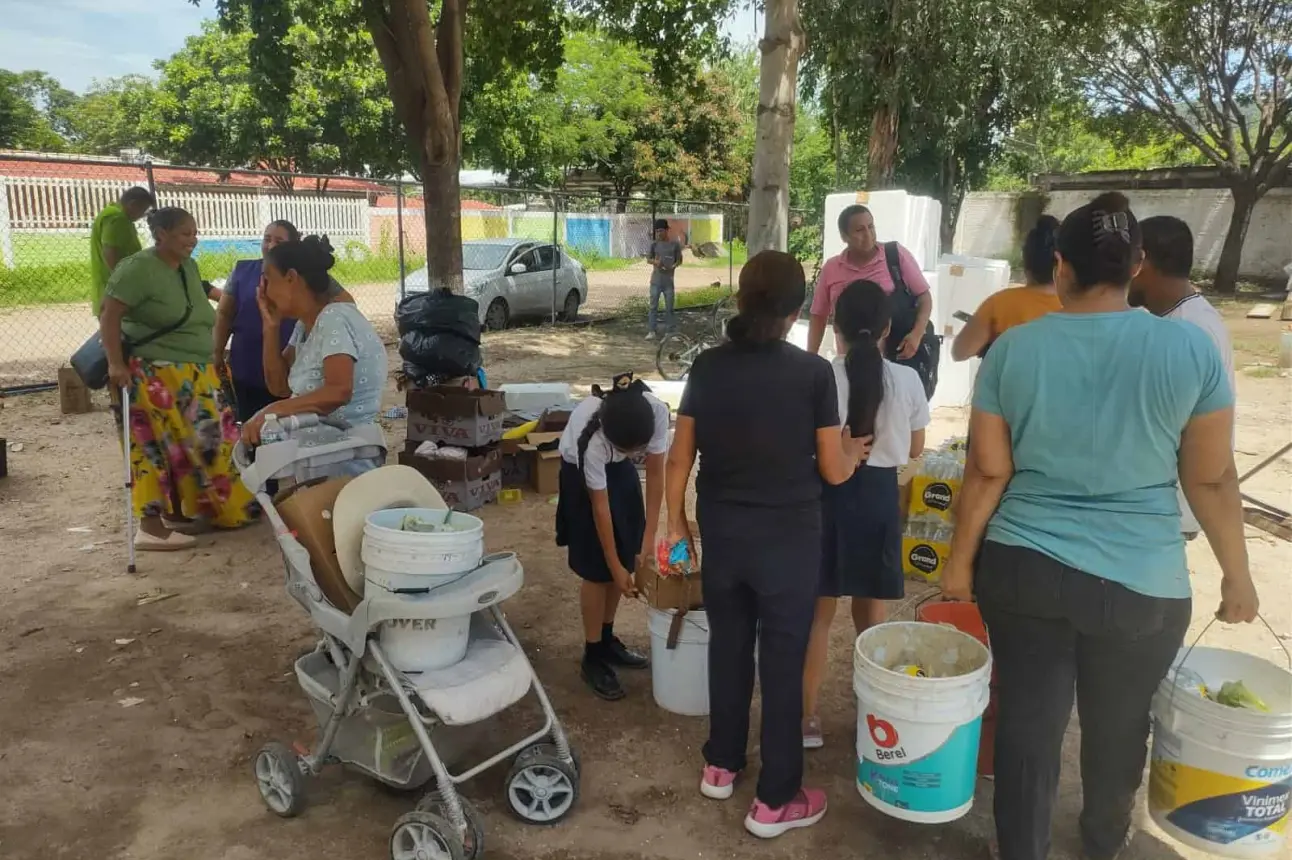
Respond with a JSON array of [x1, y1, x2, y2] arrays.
[[819, 464, 905, 600], [555, 458, 646, 584]]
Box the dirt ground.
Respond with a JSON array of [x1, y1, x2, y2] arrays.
[[0, 307, 1288, 860]]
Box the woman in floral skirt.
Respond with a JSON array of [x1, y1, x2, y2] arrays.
[[99, 206, 256, 550]]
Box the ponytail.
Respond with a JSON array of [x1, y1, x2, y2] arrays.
[[577, 372, 656, 472], [833, 280, 891, 438]]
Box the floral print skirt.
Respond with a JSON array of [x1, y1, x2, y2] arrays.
[[126, 358, 256, 527]]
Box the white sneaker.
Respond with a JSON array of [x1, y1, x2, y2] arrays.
[[645, 332, 657, 341]]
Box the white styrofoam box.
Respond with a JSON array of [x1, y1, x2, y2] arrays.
[[935, 255, 1011, 333], [498, 383, 573, 416], [647, 379, 687, 411], [787, 319, 838, 361], [930, 356, 979, 411]]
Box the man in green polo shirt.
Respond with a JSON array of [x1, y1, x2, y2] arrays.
[[90, 186, 155, 317]]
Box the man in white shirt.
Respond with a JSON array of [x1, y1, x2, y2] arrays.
[[1130, 215, 1236, 539]]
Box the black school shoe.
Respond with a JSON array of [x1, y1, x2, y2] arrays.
[[581, 654, 626, 701], [603, 636, 650, 670]]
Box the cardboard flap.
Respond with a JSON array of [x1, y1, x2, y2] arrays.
[[666, 611, 686, 650], [274, 477, 361, 613]]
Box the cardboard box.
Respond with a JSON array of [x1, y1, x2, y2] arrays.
[[398, 447, 502, 511], [274, 477, 361, 612], [526, 432, 563, 495], [407, 387, 506, 447], [57, 367, 92, 414], [639, 567, 703, 612], [499, 438, 533, 489]]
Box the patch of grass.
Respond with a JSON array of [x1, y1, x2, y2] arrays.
[[0, 251, 418, 308], [1233, 338, 1279, 359], [692, 239, 749, 268], [568, 248, 636, 272], [1242, 364, 1285, 379], [617, 283, 732, 319]]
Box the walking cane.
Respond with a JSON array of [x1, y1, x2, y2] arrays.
[[121, 385, 136, 574]]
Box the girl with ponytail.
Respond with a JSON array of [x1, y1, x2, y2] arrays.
[[554, 372, 672, 701], [801, 279, 929, 751]]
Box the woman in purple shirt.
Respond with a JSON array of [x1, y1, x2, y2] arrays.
[[214, 220, 351, 422]]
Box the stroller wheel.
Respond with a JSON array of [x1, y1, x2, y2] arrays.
[[516, 741, 580, 775], [389, 810, 465, 860], [416, 791, 484, 860], [505, 749, 580, 825], [254, 742, 306, 818]]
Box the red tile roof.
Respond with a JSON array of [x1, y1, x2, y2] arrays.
[[0, 156, 382, 194]]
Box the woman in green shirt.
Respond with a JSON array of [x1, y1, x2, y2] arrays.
[[99, 207, 257, 551]]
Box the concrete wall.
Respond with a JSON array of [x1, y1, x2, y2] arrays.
[[953, 187, 1292, 281]]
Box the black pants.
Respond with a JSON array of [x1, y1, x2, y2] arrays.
[[975, 542, 1191, 860], [700, 499, 820, 809]]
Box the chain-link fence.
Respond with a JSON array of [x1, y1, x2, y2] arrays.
[[0, 152, 783, 391]]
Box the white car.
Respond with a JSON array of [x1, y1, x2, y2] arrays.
[[401, 238, 589, 330]]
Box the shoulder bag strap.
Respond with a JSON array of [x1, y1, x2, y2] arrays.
[[127, 264, 196, 351], [883, 241, 913, 298]]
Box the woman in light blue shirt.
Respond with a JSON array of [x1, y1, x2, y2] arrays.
[[942, 192, 1259, 860], [240, 235, 387, 475]]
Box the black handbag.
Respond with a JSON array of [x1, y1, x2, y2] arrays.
[[71, 266, 195, 390]]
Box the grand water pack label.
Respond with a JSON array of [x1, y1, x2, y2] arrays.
[[857, 709, 982, 815]]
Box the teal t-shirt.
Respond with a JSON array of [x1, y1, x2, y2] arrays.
[[973, 310, 1232, 599], [104, 249, 215, 365]]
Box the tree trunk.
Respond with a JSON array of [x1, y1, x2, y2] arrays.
[[746, 0, 804, 255], [362, 0, 464, 293], [1214, 184, 1258, 295], [867, 103, 899, 190]]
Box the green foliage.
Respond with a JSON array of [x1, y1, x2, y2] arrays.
[[146, 16, 403, 181], [0, 69, 74, 151], [983, 99, 1208, 188], [467, 30, 747, 201]]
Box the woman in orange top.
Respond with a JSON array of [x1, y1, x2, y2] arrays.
[[951, 215, 1063, 361]]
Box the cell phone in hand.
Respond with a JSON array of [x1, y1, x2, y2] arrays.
[[952, 310, 973, 323]]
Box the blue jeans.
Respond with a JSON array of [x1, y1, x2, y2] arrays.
[[648, 280, 675, 333]]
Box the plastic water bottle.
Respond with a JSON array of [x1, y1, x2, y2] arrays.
[[260, 416, 286, 444]]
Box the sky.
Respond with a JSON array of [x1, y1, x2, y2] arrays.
[[4, 1, 760, 94]]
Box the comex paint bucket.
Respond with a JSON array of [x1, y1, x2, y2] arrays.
[[1149, 644, 1292, 858], [853, 621, 992, 824]]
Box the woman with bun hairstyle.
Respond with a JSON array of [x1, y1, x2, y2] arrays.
[[665, 251, 870, 840], [100, 206, 257, 550], [213, 220, 356, 423], [942, 192, 1258, 860], [951, 215, 1064, 361], [241, 235, 387, 474]]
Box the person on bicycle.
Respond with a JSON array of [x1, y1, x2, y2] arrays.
[[647, 219, 684, 341]]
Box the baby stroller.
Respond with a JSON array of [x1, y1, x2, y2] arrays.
[[235, 415, 580, 859]]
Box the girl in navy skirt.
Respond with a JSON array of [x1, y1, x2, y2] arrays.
[[555, 372, 672, 701], [802, 279, 930, 750]]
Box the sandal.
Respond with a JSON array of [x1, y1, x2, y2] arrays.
[[135, 530, 197, 552]]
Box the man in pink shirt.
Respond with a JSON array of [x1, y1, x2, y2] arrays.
[[806, 204, 933, 361]]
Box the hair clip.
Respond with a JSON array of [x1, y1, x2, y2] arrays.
[[1092, 211, 1130, 244], [858, 327, 872, 337]]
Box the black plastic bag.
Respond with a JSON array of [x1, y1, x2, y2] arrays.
[[399, 329, 481, 380], [395, 289, 481, 342]]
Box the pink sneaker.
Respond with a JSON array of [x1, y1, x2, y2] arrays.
[[744, 788, 828, 839], [700, 765, 740, 800]]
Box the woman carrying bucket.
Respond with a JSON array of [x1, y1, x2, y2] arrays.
[[665, 251, 870, 839], [942, 191, 1260, 860]]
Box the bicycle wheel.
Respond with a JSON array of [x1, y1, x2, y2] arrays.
[[711, 294, 736, 339], [657, 331, 698, 380]]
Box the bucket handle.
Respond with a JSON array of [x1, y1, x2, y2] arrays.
[[1167, 612, 1290, 717]]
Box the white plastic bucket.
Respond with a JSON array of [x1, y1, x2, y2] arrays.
[[362, 507, 484, 593], [853, 622, 992, 824], [648, 608, 710, 717], [1149, 646, 1292, 858], [361, 507, 484, 673]]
